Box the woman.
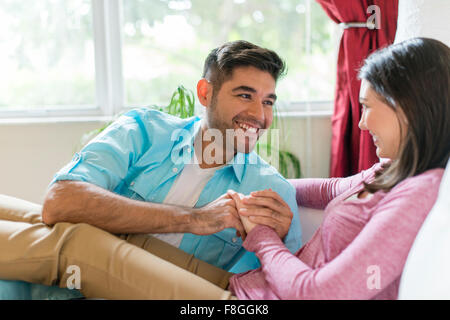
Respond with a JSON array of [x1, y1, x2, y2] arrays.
[[0, 37, 449, 300], [227, 36, 450, 299]]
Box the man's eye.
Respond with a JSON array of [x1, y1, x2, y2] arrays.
[[238, 94, 251, 99], [264, 100, 274, 106]]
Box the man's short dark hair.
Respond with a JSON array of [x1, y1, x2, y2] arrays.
[[202, 40, 286, 92]]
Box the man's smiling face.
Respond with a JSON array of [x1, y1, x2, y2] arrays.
[[203, 65, 276, 155]]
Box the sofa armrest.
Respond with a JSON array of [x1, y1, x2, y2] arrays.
[[298, 206, 324, 244]]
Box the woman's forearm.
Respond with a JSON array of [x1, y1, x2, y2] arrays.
[[288, 175, 358, 209]]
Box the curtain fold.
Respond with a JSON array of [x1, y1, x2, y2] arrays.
[[316, 0, 398, 177]]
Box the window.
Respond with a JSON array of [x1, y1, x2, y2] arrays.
[[0, 0, 96, 113], [122, 0, 338, 109], [0, 0, 337, 117]]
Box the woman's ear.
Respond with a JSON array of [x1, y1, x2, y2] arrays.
[[197, 78, 213, 107]]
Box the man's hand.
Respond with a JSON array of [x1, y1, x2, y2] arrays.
[[227, 190, 258, 236], [229, 189, 293, 240], [189, 193, 246, 240]]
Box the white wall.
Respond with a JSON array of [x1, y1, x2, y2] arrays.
[[395, 0, 450, 46], [0, 120, 107, 204], [0, 114, 332, 204], [279, 114, 332, 179]]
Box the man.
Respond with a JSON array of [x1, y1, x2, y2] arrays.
[[0, 40, 302, 299], [43, 39, 302, 270]]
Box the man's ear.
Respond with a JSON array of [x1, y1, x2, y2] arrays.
[[197, 78, 213, 107]]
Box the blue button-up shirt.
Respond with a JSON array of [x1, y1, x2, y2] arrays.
[[51, 108, 302, 273]]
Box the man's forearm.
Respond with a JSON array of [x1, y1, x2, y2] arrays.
[[41, 180, 193, 234]]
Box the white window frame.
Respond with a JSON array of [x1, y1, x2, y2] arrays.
[[0, 0, 338, 120], [92, 0, 124, 117], [0, 0, 124, 119]]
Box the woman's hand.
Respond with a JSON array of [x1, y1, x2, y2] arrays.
[[233, 189, 293, 240], [227, 190, 258, 236], [227, 189, 293, 240]]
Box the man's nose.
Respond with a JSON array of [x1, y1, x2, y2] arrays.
[[247, 100, 265, 124]]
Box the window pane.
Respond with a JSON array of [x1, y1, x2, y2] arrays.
[[0, 0, 96, 110], [122, 0, 336, 107]]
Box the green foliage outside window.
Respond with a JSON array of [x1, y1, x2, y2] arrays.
[[1, 0, 335, 110]]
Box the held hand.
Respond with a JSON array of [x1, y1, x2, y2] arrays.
[[227, 190, 258, 236], [238, 189, 293, 240], [190, 193, 246, 240]]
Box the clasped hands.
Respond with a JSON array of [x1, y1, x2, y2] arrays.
[[191, 189, 293, 241]]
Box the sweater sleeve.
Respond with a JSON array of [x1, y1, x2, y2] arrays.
[[288, 177, 355, 209], [232, 171, 442, 300], [288, 162, 382, 209]]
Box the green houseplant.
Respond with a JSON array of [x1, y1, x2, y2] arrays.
[[79, 85, 301, 178]]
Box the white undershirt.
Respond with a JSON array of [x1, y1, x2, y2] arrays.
[[150, 145, 224, 247]]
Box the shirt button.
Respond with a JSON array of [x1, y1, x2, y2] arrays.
[[130, 181, 135, 186], [172, 167, 178, 173], [186, 147, 191, 153], [232, 237, 238, 243]]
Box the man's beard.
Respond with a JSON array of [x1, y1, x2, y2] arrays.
[[205, 104, 261, 156]]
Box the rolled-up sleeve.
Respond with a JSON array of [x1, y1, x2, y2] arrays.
[[50, 111, 150, 191]]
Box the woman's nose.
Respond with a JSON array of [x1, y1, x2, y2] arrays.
[[359, 113, 368, 131]]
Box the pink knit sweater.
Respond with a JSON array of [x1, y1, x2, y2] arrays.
[[229, 161, 444, 300]]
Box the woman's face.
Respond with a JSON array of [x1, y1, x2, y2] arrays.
[[358, 79, 408, 160]]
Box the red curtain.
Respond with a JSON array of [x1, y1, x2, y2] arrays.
[[316, 0, 398, 177]]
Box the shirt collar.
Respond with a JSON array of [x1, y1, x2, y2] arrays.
[[227, 153, 248, 183]]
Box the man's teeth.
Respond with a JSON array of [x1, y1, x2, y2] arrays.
[[238, 123, 258, 133]]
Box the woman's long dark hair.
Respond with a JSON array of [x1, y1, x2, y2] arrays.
[[358, 37, 450, 193]]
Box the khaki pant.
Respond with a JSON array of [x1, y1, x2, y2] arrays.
[[0, 194, 235, 299]]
